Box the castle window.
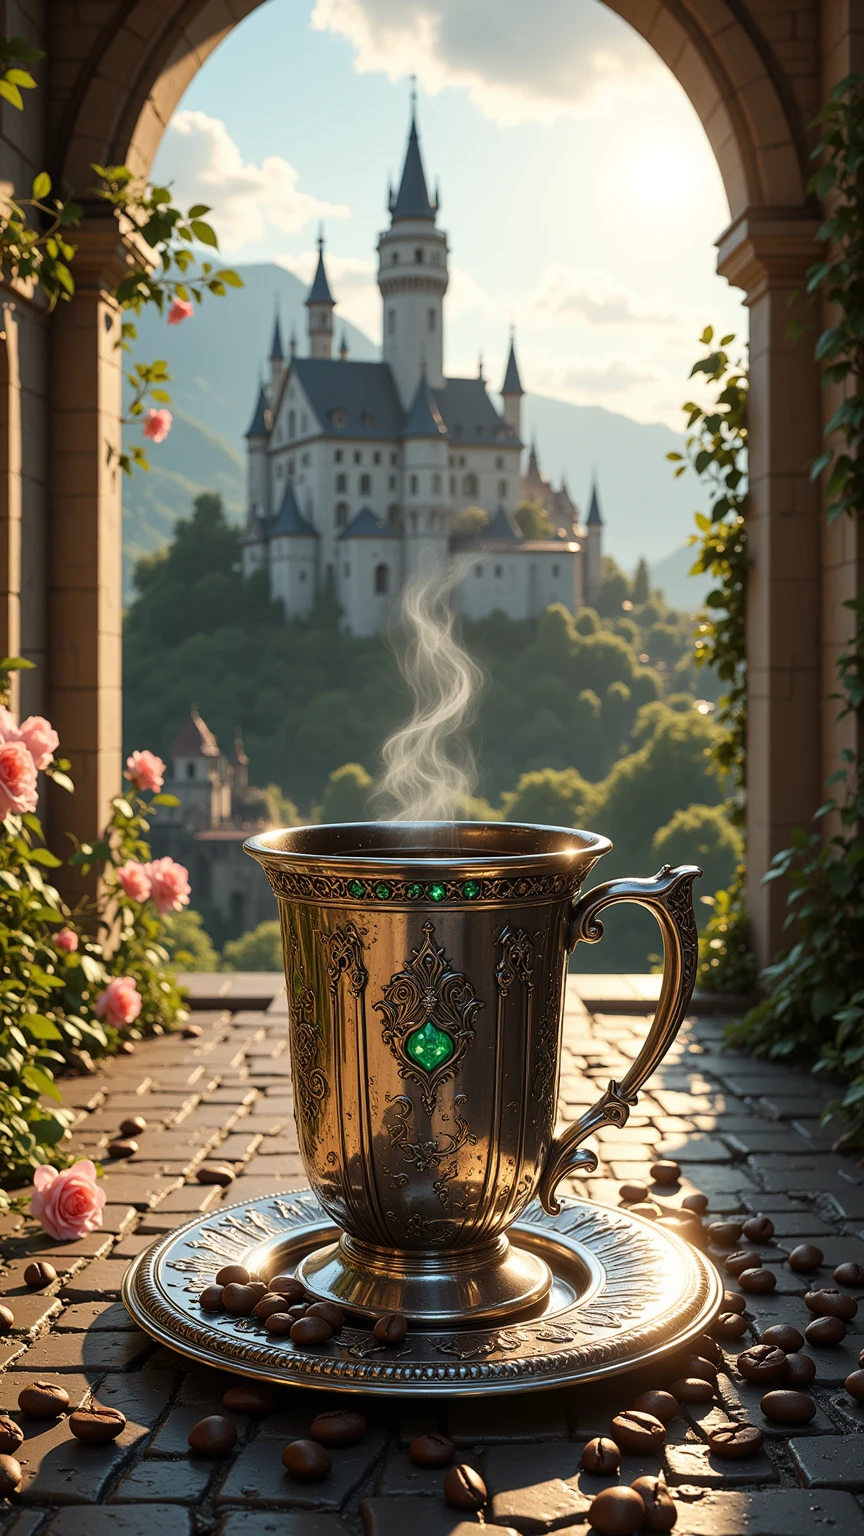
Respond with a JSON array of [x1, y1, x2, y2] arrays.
[[498, 479, 507, 497], [428, 308, 436, 331], [388, 474, 396, 490], [390, 452, 398, 465], [459, 456, 466, 466], [552, 563, 560, 577], [373, 450, 381, 464], [387, 504, 400, 527], [336, 502, 349, 528], [388, 308, 396, 335], [334, 449, 343, 464], [330, 407, 347, 428], [475, 565, 483, 578], [462, 473, 478, 497], [392, 251, 399, 263], [354, 450, 362, 464], [414, 248, 424, 264], [288, 409, 296, 438], [302, 453, 310, 466], [409, 474, 418, 495], [432, 473, 441, 494], [186, 761, 195, 779], [360, 473, 372, 495], [494, 564, 503, 578], [374, 563, 390, 595], [496, 456, 504, 469], [336, 473, 347, 492], [301, 414, 308, 433], [449, 475, 455, 494], [361, 411, 375, 427], [299, 569, 307, 581]]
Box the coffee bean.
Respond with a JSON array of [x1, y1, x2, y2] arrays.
[[805, 1315, 847, 1347], [724, 1250, 762, 1277], [845, 1369, 864, 1403], [188, 1415, 238, 1457], [309, 1410, 367, 1447], [69, 1405, 126, 1444], [696, 1335, 724, 1367], [723, 1290, 747, 1314], [581, 1435, 620, 1473], [268, 1276, 305, 1304], [742, 1215, 774, 1243], [805, 1287, 858, 1321], [619, 1181, 649, 1204], [247, 1282, 267, 1301], [443, 1464, 486, 1511], [222, 1384, 279, 1414], [834, 1262, 864, 1287], [610, 1409, 666, 1453], [107, 1138, 138, 1159], [0, 1417, 23, 1455], [760, 1390, 816, 1425], [286, 1305, 308, 1322], [183, 1023, 203, 1038], [119, 1115, 146, 1136], [630, 1475, 678, 1532], [739, 1268, 777, 1294], [673, 1352, 717, 1382], [409, 1432, 454, 1468], [305, 1301, 344, 1333], [282, 1438, 332, 1481], [221, 1283, 259, 1317], [669, 1377, 714, 1404], [264, 1312, 294, 1336], [23, 1262, 56, 1290], [252, 1293, 293, 1321], [216, 1264, 250, 1286], [18, 1381, 69, 1419], [708, 1220, 743, 1248], [788, 1243, 823, 1272], [290, 1315, 332, 1347], [651, 1160, 681, 1186], [0, 1305, 13, 1335], [712, 1312, 749, 1340], [761, 1325, 803, 1352], [587, 1485, 646, 1535], [632, 1389, 678, 1423], [708, 1423, 764, 1460], [197, 1164, 235, 1186], [682, 1192, 709, 1215], [783, 1353, 816, 1388], [0, 1454, 22, 1498], [628, 1201, 661, 1220], [199, 1285, 224, 1312], [373, 1312, 408, 1345], [737, 1345, 787, 1384]]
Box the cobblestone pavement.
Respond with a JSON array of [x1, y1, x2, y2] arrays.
[[1, 973, 863, 1536]]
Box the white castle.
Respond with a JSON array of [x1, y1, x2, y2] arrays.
[[242, 102, 604, 635]]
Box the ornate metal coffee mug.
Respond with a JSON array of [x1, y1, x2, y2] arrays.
[[246, 822, 699, 1325]]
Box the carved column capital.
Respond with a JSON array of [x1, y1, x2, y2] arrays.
[[717, 208, 821, 300]]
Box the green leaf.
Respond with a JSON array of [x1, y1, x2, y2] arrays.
[[23, 1016, 63, 1041], [190, 220, 218, 248], [187, 204, 212, 218], [32, 171, 51, 200], [151, 793, 180, 807], [26, 848, 62, 868], [21, 1064, 61, 1102], [49, 769, 74, 793], [0, 79, 24, 110]]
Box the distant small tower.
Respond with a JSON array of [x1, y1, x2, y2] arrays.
[[501, 329, 523, 439], [306, 231, 336, 359], [244, 380, 270, 532], [269, 311, 285, 398], [586, 477, 604, 602], [402, 371, 449, 580], [339, 329, 349, 362]]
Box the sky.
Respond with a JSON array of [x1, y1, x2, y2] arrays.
[[152, 0, 745, 431]]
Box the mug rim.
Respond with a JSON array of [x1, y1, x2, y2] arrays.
[[244, 820, 612, 878]]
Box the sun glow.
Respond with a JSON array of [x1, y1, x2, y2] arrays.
[[620, 135, 708, 212]]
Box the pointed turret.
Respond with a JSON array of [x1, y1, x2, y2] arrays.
[[587, 480, 604, 526], [585, 477, 604, 602], [339, 330, 349, 362], [306, 231, 336, 359], [269, 314, 284, 362], [244, 383, 269, 440], [269, 308, 285, 396], [403, 372, 447, 439], [389, 92, 437, 223], [501, 330, 523, 437]]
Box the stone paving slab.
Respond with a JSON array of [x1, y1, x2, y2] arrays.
[[2, 974, 864, 1536]]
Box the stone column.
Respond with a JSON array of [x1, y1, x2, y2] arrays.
[[718, 212, 823, 968], [0, 301, 22, 717], [48, 218, 130, 902]]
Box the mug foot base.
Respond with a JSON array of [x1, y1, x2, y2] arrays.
[[296, 1231, 553, 1326]]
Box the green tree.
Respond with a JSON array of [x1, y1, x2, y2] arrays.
[[452, 506, 489, 536], [632, 558, 651, 604], [595, 556, 631, 616], [652, 804, 741, 899], [160, 910, 221, 971], [503, 768, 596, 828], [514, 501, 555, 539], [222, 921, 282, 972], [318, 763, 373, 823]]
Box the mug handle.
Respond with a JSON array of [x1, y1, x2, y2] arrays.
[[537, 863, 701, 1216]]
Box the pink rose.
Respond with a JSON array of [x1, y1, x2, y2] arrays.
[[125, 749, 165, 794], [168, 298, 194, 325], [55, 927, 79, 953], [0, 739, 39, 817], [31, 1160, 106, 1241], [117, 860, 152, 903], [142, 408, 172, 443], [147, 856, 191, 915], [95, 975, 142, 1029], [16, 715, 59, 771]]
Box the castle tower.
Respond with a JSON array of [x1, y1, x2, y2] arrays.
[[586, 477, 604, 601], [501, 330, 523, 439], [244, 381, 271, 545], [402, 372, 449, 579], [378, 93, 448, 409], [306, 233, 336, 359], [269, 312, 285, 397]]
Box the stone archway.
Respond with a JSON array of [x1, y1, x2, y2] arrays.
[[36, 0, 858, 957]]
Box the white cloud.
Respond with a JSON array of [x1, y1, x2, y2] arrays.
[[528, 264, 677, 327], [154, 111, 350, 252], [310, 0, 662, 125]]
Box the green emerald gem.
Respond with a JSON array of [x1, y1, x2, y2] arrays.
[[407, 882, 423, 899], [374, 881, 391, 900], [463, 880, 480, 900], [348, 879, 366, 899], [405, 1019, 454, 1070], [427, 883, 446, 903]]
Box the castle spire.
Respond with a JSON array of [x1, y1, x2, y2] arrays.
[[305, 228, 336, 358], [389, 85, 437, 222], [501, 327, 523, 439]]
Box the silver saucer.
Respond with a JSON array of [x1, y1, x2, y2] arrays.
[[122, 1188, 722, 1397]]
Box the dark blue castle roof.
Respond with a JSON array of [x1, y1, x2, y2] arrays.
[[339, 507, 400, 539], [270, 480, 317, 537], [389, 110, 437, 222]]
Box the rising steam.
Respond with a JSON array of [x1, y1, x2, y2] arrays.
[[375, 555, 484, 822]]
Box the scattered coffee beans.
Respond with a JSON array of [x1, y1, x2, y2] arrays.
[[844, 1369, 864, 1403], [724, 1250, 762, 1277], [737, 1345, 787, 1384], [0, 1417, 23, 1455], [782, 1353, 816, 1389], [619, 1181, 649, 1204], [0, 1454, 22, 1498], [188, 1415, 238, 1457], [252, 1293, 292, 1321], [630, 1475, 677, 1532], [742, 1215, 774, 1243], [673, 1352, 717, 1382], [69, 1405, 126, 1444], [268, 1276, 305, 1304], [805, 1288, 858, 1321], [196, 1165, 235, 1186], [264, 1313, 294, 1336], [696, 1335, 724, 1368], [215, 1264, 250, 1286], [632, 1389, 678, 1423], [23, 1262, 56, 1290], [681, 1192, 709, 1215], [221, 1283, 259, 1317], [310, 1410, 367, 1447], [199, 1285, 224, 1311], [610, 1409, 666, 1453], [306, 1301, 344, 1333], [222, 1384, 279, 1414], [650, 1160, 681, 1185], [761, 1324, 803, 1352], [805, 1315, 847, 1347], [107, 1139, 138, 1159], [443, 1464, 487, 1511], [723, 1290, 747, 1314], [290, 1315, 332, 1347], [282, 1439, 331, 1481], [739, 1268, 777, 1294], [247, 1282, 267, 1300], [708, 1220, 743, 1248], [581, 1435, 620, 1473], [834, 1262, 864, 1287], [119, 1115, 146, 1136], [669, 1377, 713, 1404], [788, 1244, 823, 1272], [587, 1485, 645, 1535], [373, 1312, 408, 1345], [409, 1432, 454, 1468], [0, 1305, 13, 1335], [18, 1381, 69, 1419], [708, 1423, 764, 1460], [712, 1312, 749, 1340], [760, 1390, 817, 1425]]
